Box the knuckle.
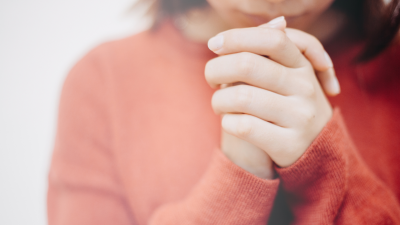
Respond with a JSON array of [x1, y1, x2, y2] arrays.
[[237, 52, 255, 79], [296, 106, 316, 125], [234, 85, 253, 111], [273, 66, 288, 90], [236, 115, 254, 137], [271, 30, 288, 51], [300, 81, 316, 97]]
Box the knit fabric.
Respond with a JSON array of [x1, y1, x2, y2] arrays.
[[47, 21, 400, 224]]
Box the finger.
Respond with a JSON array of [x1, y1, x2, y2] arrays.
[[205, 52, 302, 95], [316, 68, 341, 96], [212, 85, 294, 127], [221, 113, 289, 162], [258, 16, 287, 31], [208, 27, 308, 68], [285, 28, 340, 96], [285, 28, 332, 71]]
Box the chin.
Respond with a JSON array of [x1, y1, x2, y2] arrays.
[[233, 12, 318, 31]]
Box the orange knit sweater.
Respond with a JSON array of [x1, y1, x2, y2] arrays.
[[47, 21, 400, 224]]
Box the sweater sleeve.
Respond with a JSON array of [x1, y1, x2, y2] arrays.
[[275, 108, 400, 224], [48, 48, 137, 225], [148, 149, 280, 225], [48, 48, 280, 225]]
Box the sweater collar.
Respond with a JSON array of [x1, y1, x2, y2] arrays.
[[153, 19, 217, 60]]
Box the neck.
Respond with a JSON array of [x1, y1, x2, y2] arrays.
[[176, 7, 346, 44], [175, 8, 232, 43]]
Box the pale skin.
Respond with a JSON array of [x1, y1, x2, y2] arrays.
[[178, 0, 342, 179]]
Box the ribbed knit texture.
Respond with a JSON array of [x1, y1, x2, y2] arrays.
[[276, 109, 400, 224], [48, 21, 400, 224], [149, 150, 280, 224]]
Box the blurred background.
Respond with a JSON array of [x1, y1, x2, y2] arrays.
[[0, 0, 148, 224]]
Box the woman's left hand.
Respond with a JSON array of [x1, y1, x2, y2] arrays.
[[206, 26, 334, 167]]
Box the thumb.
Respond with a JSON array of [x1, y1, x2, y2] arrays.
[[285, 28, 340, 96], [258, 16, 286, 32], [259, 17, 340, 96]]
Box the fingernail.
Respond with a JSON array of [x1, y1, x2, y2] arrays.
[[329, 76, 341, 94], [208, 34, 224, 51], [268, 16, 285, 26], [324, 51, 333, 68]]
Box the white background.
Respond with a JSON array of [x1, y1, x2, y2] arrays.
[[0, 0, 147, 224]]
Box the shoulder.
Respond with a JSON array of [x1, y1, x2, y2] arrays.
[[76, 29, 162, 69], [63, 28, 165, 89], [61, 21, 193, 105], [88, 22, 184, 65], [69, 24, 182, 84]]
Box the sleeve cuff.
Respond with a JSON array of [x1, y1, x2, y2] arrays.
[[151, 148, 280, 225], [189, 148, 280, 224], [275, 107, 349, 191]]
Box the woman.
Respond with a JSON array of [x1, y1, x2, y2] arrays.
[[47, 0, 400, 224]]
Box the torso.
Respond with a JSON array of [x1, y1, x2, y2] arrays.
[[101, 21, 400, 223]]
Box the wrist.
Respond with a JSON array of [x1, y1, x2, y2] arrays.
[[221, 131, 274, 179]]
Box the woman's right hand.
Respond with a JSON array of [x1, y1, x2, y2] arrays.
[[215, 16, 340, 179]]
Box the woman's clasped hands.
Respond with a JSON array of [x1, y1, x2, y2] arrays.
[[205, 16, 340, 176]]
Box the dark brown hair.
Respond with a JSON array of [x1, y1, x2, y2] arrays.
[[139, 0, 400, 62]]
